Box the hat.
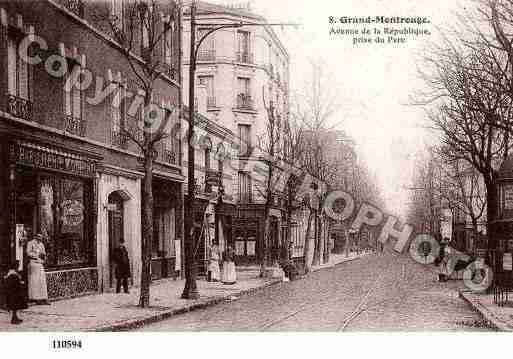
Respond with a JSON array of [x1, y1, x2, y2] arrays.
[[34, 233, 43, 240]]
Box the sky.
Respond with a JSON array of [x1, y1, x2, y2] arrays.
[[207, 0, 464, 218]]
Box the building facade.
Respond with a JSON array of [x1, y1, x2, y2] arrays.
[[0, 0, 183, 300], [182, 2, 291, 266]]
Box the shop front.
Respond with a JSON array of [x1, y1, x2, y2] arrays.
[[151, 177, 182, 280], [3, 139, 99, 299]]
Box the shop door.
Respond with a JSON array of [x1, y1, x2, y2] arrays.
[[233, 218, 258, 265], [107, 193, 124, 288]]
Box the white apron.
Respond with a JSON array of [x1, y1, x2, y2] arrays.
[[222, 261, 236, 284], [27, 240, 48, 300]]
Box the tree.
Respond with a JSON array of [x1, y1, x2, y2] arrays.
[[255, 89, 284, 277], [96, 0, 181, 307], [416, 26, 513, 237]]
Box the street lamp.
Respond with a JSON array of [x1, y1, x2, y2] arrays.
[[181, 0, 300, 299]]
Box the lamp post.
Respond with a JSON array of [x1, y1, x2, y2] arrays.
[[181, 0, 299, 299]]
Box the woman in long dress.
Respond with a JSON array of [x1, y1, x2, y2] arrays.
[[26, 233, 49, 305], [222, 245, 236, 285], [208, 244, 220, 282]]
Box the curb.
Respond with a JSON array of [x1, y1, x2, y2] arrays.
[[458, 291, 512, 331], [92, 278, 283, 332], [92, 255, 367, 331], [311, 255, 364, 272]]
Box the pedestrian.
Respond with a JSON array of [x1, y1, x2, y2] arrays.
[[221, 245, 237, 285], [112, 239, 131, 293], [4, 260, 27, 324], [207, 244, 220, 282], [26, 233, 49, 305], [438, 237, 450, 282]]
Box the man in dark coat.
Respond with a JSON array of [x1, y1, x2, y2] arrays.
[[4, 260, 27, 324], [112, 239, 131, 294]]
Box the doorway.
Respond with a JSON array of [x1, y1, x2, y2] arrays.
[[107, 192, 124, 288]]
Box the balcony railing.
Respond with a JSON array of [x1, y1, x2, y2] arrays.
[[162, 63, 177, 81], [63, 115, 86, 137], [207, 97, 216, 109], [59, 0, 85, 17], [236, 52, 254, 64], [236, 94, 254, 111], [125, 114, 144, 142], [162, 148, 178, 165], [7, 95, 33, 121], [111, 129, 129, 149], [197, 49, 216, 62]]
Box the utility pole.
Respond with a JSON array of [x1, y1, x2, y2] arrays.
[[182, 0, 198, 299]]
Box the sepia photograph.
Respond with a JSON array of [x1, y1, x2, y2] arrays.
[[0, 0, 511, 356]]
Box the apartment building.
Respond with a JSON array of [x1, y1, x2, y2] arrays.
[[0, 0, 182, 299], [182, 2, 290, 265]]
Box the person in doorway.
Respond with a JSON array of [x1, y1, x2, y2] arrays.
[[26, 233, 49, 305], [221, 245, 237, 285], [207, 244, 220, 282], [112, 239, 131, 293], [4, 260, 27, 324]]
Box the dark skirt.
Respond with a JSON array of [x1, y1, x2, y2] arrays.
[[4, 275, 28, 310]]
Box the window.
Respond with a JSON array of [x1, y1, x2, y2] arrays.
[[237, 30, 251, 62], [238, 77, 250, 96], [38, 176, 92, 267], [64, 66, 82, 120], [238, 171, 252, 203], [111, 83, 127, 147], [238, 124, 251, 156], [7, 35, 30, 100], [164, 20, 175, 66], [199, 75, 215, 107]]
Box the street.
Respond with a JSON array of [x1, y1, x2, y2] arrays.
[[138, 251, 491, 331]]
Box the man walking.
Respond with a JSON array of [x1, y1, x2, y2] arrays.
[[112, 239, 131, 293]]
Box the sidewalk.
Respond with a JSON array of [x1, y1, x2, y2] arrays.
[[459, 291, 513, 331], [0, 253, 366, 331], [312, 251, 369, 271]]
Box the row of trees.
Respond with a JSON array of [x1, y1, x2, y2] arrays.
[[410, 0, 513, 245], [258, 61, 386, 274], [101, 0, 384, 306]]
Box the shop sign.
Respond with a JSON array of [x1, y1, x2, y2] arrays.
[[61, 200, 84, 226], [504, 253, 513, 271]]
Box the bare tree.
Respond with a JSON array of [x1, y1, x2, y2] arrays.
[[95, 0, 180, 307]]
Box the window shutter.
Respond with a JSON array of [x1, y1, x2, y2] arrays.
[[18, 55, 29, 99]]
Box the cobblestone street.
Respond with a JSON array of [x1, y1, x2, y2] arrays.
[[138, 251, 491, 331]]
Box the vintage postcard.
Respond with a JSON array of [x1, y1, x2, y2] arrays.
[[0, 0, 510, 357]]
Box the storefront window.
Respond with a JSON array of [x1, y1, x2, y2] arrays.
[[39, 175, 91, 268]]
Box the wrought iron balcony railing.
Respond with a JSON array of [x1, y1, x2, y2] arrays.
[[59, 0, 85, 17], [63, 115, 86, 137], [236, 51, 254, 64], [162, 148, 178, 165], [162, 63, 177, 81], [236, 93, 254, 110], [111, 129, 129, 149], [197, 49, 216, 62], [7, 94, 33, 121]]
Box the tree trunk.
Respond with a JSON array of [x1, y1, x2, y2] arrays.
[[303, 211, 314, 273], [139, 153, 154, 308], [312, 212, 321, 266]]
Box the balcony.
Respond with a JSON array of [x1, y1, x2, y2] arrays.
[[63, 115, 86, 137], [7, 95, 33, 121], [161, 148, 178, 165], [197, 49, 216, 62], [235, 94, 254, 111], [236, 52, 254, 64], [111, 129, 129, 149], [162, 63, 177, 81], [58, 0, 85, 17]]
